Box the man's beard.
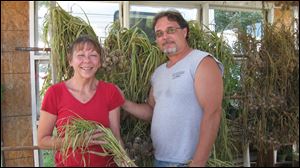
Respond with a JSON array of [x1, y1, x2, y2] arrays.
[[163, 47, 177, 55], [162, 40, 177, 56]]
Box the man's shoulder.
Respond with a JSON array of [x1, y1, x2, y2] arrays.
[[190, 49, 211, 57], [151, 62, 167, 80], [154, 62, 167, 72]]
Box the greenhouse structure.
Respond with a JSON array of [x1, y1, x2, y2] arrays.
[[1, 1, 299, 167]]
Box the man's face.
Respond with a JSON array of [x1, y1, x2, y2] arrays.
[[154, 17, 187, 56]]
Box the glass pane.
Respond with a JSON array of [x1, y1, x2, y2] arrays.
[[36, 1, 51, 51], [209, 9, 263, 52], [128, 5, 198, 41], [58, 1, 119, 44], [35, 60, 50, 119], [130, 5, 197, 20]]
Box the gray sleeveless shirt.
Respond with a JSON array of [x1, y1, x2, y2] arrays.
[[150, 49, 224, 163]]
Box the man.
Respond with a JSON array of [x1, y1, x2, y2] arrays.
[[122, 10, 224, 167]]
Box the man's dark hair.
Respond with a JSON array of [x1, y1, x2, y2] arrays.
[[152, 10, 189, 40]]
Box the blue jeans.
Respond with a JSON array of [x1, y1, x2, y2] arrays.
[[154, 159, 188, 167]]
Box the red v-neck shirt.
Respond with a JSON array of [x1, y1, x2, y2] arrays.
[[41, 80, 124, 167]]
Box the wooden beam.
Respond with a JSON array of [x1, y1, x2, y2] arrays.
[[15, 47, 51, 52], [1, 146, 39, 151]]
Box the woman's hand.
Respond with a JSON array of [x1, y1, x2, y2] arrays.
[[88, 129, 107, 146]]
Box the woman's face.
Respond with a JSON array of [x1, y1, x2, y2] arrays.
[[69, 43, 101, 79]]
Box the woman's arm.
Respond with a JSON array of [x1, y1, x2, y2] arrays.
[[109, 106, 124, 147], [38, 110, 62, 150]]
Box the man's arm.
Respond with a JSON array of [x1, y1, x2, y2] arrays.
[[122, 87, 155, 122], [190, 56, 223, 167]]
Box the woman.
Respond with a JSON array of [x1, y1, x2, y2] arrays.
[[38, 35, 124, 166]]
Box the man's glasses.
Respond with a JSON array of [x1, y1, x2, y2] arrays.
[[155, 27, 182, 38]]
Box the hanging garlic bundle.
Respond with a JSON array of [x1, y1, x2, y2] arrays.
[[58, 117, 137, 167]]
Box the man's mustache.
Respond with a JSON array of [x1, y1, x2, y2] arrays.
[[162, 40, 175, 46]]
